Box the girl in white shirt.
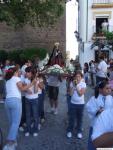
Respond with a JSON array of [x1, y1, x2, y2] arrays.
[[86, 80, 113, 150], [3, 67, 34, 150], [24, 66, 39, 137], [67, 71, 86, 139]]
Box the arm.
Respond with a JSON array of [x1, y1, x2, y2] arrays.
[[86, 97, 99, 118], [76, 87, 86, 96], [92, 109, 113, 148], [17, 81, 34, 91], [38, 80, 44, 90]]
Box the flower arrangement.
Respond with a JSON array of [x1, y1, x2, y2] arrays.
[[47, 64, 64, 74]]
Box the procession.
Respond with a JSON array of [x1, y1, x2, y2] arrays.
[[1, 0, 113, 150]]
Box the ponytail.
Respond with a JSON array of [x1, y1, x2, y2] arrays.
[[94, 80, 108, 98]]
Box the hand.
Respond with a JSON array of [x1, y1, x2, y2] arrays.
[[32, 78, 37, 85], [96, 107, 104, 116]]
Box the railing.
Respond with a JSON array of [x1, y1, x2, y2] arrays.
[[93, 25, 113, 33], [93, 0, 113, 4], [92, 25, 113, 39]]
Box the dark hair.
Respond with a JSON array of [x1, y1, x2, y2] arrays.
[[99, 54, 105, 60], [95, 80, 108, 98], [25, 66, 37, 81], [5, 67, 19, 81], [74, 70, 83, 78]]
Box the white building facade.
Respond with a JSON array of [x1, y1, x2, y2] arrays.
[[78, 0, 113, 67]]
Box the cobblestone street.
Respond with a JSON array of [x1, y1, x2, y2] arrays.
[[0, 80, 94, 150]]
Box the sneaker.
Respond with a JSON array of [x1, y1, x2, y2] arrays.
[[3, 144, 16, 150], [47, 108, 55, 113], [77, 133, 83, 139], [54, 109, 58, 115], [67, 132, 72, 138], [0, 100, 4, 104], [33, 133, 38, 137], [19, 126, 24, 132], [41, 118, 45, 124], [25, 132, 30, 137]]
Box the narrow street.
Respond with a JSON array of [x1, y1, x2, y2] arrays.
[[0, 80, 94, 150]]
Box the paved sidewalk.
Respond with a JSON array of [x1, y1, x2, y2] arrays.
[[0, 80, 94, 150]]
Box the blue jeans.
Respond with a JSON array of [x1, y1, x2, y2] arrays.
[[67, 103, 84, 133], [38, 90, 45, 120], [88, 127, 96, 150], [25, 98, 39, 133], [67, 94, 71, 115], [5, 97, 22, 141]]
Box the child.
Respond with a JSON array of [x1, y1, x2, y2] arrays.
[[86, 80, 113, 150], [67, 71, 86, 139], [24, 66, 39, 137]]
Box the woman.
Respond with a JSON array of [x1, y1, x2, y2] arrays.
[[3, 67, 34, 150], [67, 71, 86, 139]]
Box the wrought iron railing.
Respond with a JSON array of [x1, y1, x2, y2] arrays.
[[93, 25, 113, 33]]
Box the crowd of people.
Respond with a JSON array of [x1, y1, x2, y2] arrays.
[[0, 52, 113, 150]]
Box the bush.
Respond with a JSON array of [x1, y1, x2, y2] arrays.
[[0, 48, 47, 64], [0, 50, 8, 63], [8, 50, 23, 64], [20, 48, 47, 61]]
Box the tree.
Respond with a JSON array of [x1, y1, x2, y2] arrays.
[[0, 0, 65, 28]]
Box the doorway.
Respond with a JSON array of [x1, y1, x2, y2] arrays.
[[96, 18, 108, 33]]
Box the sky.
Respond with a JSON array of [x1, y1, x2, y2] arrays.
[[66, 0, 78, 60]]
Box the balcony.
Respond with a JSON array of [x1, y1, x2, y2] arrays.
[[92, 0, 113, 8], [92, 25, 113, 40]]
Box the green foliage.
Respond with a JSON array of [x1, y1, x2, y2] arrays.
[[20, 48, 47, 61], [103, 31, 113, 41], [8, 50, 23, 64], [0, 50, 8, 62], [0, 0, 65, 28], [2, 48, 47, 63]]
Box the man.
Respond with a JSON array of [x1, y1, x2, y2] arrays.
[[101, 20, 109, 31], [96, 54, 108, 84]]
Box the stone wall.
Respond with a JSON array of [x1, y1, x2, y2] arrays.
[[0, 13, 66, 55]]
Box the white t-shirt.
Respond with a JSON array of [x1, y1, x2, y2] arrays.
[[6, 76, 21, 99], [24, 78, 38, 99], [71, 81, 86, 104], [96, 60, 108, 78], [92, 108, 113, 140], [47, 75, 60, 87], [86, 94, 113, 127]]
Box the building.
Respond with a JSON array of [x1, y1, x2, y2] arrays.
[[78, 0, 113, 67], [66, 0, 78, 60]]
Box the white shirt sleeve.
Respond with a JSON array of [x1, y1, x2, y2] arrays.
[[86, 96, 98, 119], [92, 109, 113, 140]]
